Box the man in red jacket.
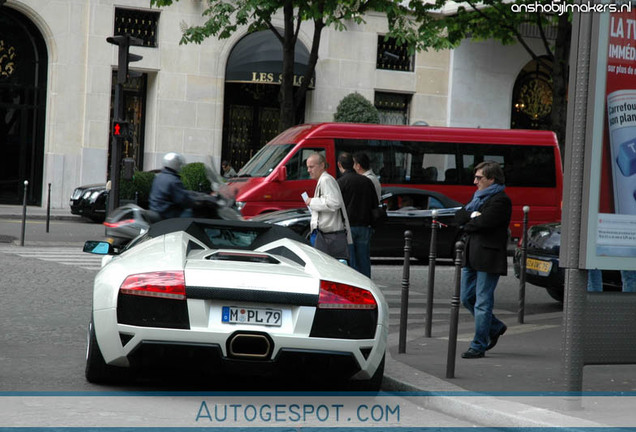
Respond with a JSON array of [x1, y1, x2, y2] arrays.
[[455, 161, 511, 359]]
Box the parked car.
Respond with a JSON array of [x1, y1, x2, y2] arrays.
[[83, 218, 387, 389], [69, 184, 107, 222], [251, 187, 463, 260], [513, 221, 622, 302]]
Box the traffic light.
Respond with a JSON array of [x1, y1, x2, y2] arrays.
[[112, 120, 132, 139], [107, 35, 143, 84]]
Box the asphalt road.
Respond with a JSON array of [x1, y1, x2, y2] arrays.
[[0, 236, 480, 427], [0, 216, 564, 390]]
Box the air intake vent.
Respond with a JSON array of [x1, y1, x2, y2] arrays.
[[206, 251, 280, 264]]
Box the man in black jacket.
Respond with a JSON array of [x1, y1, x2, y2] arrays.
[[337, 152, 378, 278], [149, 152, 194, 220], [455, 161, 511, 359]]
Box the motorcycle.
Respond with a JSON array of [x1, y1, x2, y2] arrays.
[[103, 165, 242, 250]]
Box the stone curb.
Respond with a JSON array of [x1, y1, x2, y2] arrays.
[[382, 352, 605, 429], [0, 213, 85, 222]]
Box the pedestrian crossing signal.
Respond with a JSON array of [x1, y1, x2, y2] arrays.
[[113, 121, 131, 139]]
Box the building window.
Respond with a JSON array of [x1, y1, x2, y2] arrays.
[[376, 36, 413, 72], [375, 92, 411, 125], [114, 8, 160, 47]]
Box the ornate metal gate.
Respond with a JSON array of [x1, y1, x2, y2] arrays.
[[0, 8, 48, 205]]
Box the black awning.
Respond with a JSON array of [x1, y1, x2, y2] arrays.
[[225, 30, 315, 88]]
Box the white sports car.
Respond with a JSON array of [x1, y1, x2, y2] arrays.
[[83, 218, 388, 389]]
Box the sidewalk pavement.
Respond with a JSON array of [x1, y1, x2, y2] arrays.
[[2, 204, 636, 427], [0, 204, 82, 222]]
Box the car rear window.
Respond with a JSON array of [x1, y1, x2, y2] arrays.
[[203, 227, 260, 249]]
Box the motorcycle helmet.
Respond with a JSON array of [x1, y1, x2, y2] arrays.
[[163, 152, 186, 172]]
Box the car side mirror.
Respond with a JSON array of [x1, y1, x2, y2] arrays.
[[83, 240, 114, 255], [273, 165, 287, 182]]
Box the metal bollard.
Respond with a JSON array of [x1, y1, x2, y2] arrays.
[[446, 240, 464, 378], [20, 180, 29, 246], [425, 210, 439, 338], [518, 205, 530, 324], [135, 191, 139, 205], [398, 230, 413, 354], [46, 183, 52, 233]]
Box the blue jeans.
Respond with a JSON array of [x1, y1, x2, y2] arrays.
[[587, 269, 636, 292], [349, 226, 372, 278], [460, 267, 505, 352], [587, 269, 603, 292], [622, 271, 636, 292]]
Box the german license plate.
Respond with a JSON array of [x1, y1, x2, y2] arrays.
[[222, 306, 282, 327], [526, 258, 552, 275]]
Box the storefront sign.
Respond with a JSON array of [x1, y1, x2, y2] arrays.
[[250, 71, 315, 87]]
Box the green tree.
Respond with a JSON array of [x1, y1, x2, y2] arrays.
[[150, 0, 446, 132], [334, 92, 380, 123], [401, 0, 571, 155]]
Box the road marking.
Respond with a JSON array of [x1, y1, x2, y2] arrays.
[[0, 246, 102, 270]]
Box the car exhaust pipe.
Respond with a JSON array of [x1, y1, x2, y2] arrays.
[[227, 332, 273, 359]]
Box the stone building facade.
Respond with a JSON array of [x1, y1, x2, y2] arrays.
[[0, 0, 550, 208]]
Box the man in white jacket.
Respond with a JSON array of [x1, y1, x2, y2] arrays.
[[304, 153, 352, 259]]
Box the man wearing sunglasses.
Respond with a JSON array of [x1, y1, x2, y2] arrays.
[[455, 161, 512, 359]]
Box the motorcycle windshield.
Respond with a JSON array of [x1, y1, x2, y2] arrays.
[[205, 165, 235, 203]]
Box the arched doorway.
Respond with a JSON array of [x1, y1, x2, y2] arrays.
[[0, 7, 48, 205], [511, 56, 553, 131], [222, 30, 314, 171]]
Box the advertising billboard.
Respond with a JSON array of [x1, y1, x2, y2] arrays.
[[585, 4, 636, 267]]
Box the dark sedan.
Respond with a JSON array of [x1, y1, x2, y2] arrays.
[[513, 221, 622, 302], [251, 187, 463, 260], [70, 184, 107, 222]]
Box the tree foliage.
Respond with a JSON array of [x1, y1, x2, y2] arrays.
[[334, 92, 380, 124], [150, 0, 447, 132], [180, 162, 212, 192], [415, 1, 571, 154], [149, 0, 569, 151], [120, 170, 156, 208]]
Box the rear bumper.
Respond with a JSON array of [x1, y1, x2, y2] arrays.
[[93, 307, 387, 380], [126, 340, 362, 379]]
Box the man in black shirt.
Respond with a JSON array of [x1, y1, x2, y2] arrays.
[[337, 152, 378, 278]]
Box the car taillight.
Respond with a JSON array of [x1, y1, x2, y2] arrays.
[[104, 218, 136, 228], [318, 280, 377, 310], [120, 271, 186, 300]]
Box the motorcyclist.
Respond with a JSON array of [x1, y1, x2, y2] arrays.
[[149, 152, 195, 219]]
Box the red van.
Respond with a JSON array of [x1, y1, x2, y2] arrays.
[[226, 122, 563, 239]]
